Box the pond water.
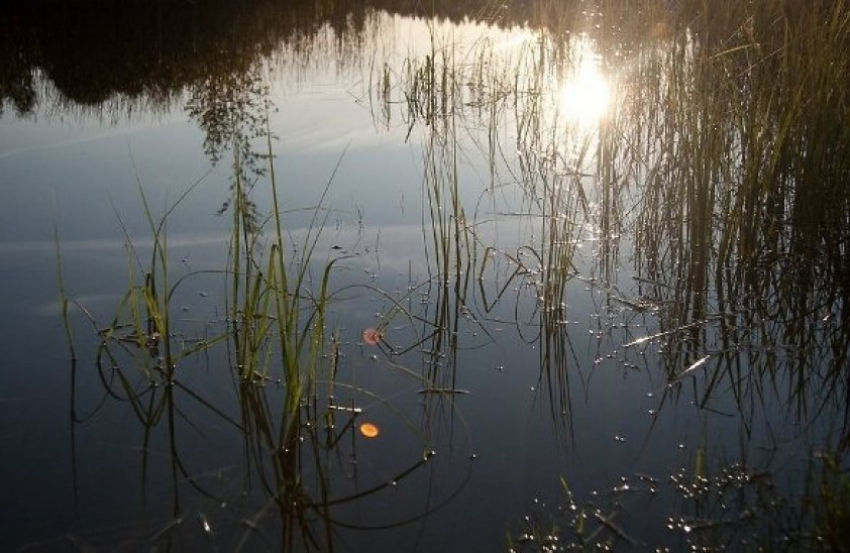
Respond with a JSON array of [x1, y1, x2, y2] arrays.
[[2, 1, 849, 551]]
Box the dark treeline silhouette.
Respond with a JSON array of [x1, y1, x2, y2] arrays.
[[5, 0, 842, 116], [0, 0, 558, 115], [1, 0, 348, 112]]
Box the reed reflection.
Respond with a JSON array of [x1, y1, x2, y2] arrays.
[[61, 115, 477, 550], [613, 1, 850, 443], [44, 0, 850, 548], [374, 0, 850, 449]]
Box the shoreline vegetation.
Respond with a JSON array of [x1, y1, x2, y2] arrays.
[[1, 0, 837, 112], [38, 0, 850, 549]]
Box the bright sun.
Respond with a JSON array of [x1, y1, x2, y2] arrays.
[[558, 63, 612, 127]]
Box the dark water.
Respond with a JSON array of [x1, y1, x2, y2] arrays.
[[2, 1, 848, 551]]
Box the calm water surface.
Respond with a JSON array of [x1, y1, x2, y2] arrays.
[[1, 1, 848, 551]]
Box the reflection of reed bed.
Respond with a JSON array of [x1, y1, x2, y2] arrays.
[[377, 0, 848, 372], [375, 21, 607, 433], [612, 1, 850, 435], [54, 0, 850, 547], [373, 3, 850, 545], [377, 24, 506, 398], [510, 441, 850, 551], [58, 122, 476, 548]]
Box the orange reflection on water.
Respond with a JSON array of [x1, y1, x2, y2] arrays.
[[359, 422, 380, 438]]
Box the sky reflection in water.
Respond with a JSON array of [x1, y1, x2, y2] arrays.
[[1, 2, 848, 551]]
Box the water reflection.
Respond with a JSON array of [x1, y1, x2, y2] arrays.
[[555, 39, 612, 130], [3, 0, 850, 550], [73, 276, 474, 549], [375, 2, 850, 548], [0, 0, 591, 119]]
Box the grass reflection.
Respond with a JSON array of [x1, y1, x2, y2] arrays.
[[53, 0, 850, 548], [381, 0, 850, 425], [614, 0, 850, 442], [372, 0, 850, 545], [63, 122, 475, 549], [510, 439, 850, 551]]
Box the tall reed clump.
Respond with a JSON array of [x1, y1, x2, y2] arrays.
[[57, 171, 250, 513], [87, 174, 224, 417], [225, 126, 345, 459], [377, 23, 500, 394], [373, 18, 611, 429], [74, 127, 348, 547], [602, 0, 850, 428]]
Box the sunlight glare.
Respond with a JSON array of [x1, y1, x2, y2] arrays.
[[558, 62, 612, 127]]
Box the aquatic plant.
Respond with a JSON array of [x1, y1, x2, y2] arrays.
[[54, 0, 850, 548], [365, 2, 850, 547]]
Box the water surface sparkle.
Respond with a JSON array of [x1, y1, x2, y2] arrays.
[[1, 1, 847, 551]]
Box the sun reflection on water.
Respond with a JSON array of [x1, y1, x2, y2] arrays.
[[558, 58, 612, 128], [528, 33, 616, 173]]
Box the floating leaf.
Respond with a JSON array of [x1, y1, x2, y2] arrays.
[[362, 327, 382, 346]]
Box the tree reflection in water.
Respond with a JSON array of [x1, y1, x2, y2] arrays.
[[8, 0, 847, 549]]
